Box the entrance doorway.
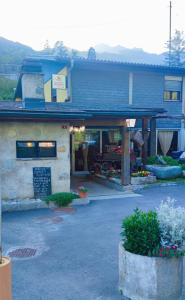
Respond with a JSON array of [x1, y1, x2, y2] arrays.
[[71, 128, 122, 174]]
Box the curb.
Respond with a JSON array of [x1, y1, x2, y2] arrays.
[[2, 191, 141, 212]]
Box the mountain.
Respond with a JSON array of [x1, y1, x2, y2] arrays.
[[0, 37, 166, 100], [94, 44, 165, 65], [0, 37, 166, 67], [0, 37, 35, 64]]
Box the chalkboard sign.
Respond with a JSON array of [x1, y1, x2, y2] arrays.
[[33, 167, 51, 198]]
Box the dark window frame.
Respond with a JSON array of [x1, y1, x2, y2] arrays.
[[163, 79, 182, 102], [164, 90, 181, 101], [16, 141, 57, 159]]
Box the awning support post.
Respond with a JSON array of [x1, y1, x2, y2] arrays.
[[121, 126, 130, 185], [150, 118, 157, 156]]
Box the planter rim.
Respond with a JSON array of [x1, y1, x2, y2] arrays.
[[0, 256, 11, 267], [120, 242, 182, 260]]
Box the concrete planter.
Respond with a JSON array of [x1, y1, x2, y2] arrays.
[[146, 165, 182, 179], [119, 243, 183, 300], [0, 257, 12, 300], [131, 175, 156, 185]]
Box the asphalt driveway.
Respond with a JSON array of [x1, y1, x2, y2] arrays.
[[2, 184, 185, 300]]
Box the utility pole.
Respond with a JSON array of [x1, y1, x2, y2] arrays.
[[169, 1, 172, 66]]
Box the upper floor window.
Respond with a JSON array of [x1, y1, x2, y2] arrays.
[[164, 76, 182, 101], [16, 141, 57, 158]]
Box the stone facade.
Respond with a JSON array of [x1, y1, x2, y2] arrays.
[[0, 122, 70, 200]]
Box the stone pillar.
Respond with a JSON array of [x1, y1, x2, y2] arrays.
[[121, 126, 130, 185], [150, 118, 157, 156]]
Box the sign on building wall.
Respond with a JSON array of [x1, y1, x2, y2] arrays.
[[52, 74, 66, 89], [33, 167, 51, 198]]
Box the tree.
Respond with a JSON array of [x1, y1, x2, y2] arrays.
[[42, 40, 52, 55], [0, 76, 17, 100], [71, 49, 78, 58], [53, 41, 69, 58], [165, 30, 185, 67]]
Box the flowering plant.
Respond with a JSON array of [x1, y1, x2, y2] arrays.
[[131, 171, 151, 177], [121, 198, 185, 257], [156, 198, 185, 249], [78, 186, 88, 193]]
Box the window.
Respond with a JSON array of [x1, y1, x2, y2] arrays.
[[16, 141, 56, 158], [164, 76, 182, 101]]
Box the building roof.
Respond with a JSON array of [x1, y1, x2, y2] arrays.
[[23, 55, 185, 74], [0, 101, 166, 122]]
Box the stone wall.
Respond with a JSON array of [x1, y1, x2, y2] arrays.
[[0, 122, 70, 200]]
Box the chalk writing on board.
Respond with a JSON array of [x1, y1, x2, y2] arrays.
[[33, 167, 51, 198]]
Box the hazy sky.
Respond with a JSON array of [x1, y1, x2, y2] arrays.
[[1, 0, 185, 53]]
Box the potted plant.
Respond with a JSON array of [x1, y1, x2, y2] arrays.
[[119, 198, 184, 300], [131, 170, 156, 185], [0, 256, 12, 300], [0, 182, 12, 300], [78, 186, 88, 198]]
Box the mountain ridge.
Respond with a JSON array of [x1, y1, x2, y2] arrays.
[[0, 36, 166, 67]]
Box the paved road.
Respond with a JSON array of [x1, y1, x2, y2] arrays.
[[2, 184, 185, 300]]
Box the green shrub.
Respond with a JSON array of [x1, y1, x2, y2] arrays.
[[121, 208, 160, 256], [163, 156, 179, 166], [180, 164, 185, 171], [147, 155, 179, 166], [46, 192, 79, 207], [147, 156, 158, 165]]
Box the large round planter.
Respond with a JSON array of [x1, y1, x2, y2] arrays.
[[146, 165, 182, 179], [119, 243, 183, 300], [0, 257, 12, 300]]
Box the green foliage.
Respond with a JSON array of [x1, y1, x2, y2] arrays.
[[180, 164, 185, 171], [78, 186, 88, 192], [121, 208, 161, 256], [148, 245, 185, 257], [46, 192, 79, 207], [165, 30, 185, 67], [0, 76, 17, 100], [53, 41, 69, 58], [163, 156, 180, 166], [147, 156, 158, 165], [147, 155, 179, 166]]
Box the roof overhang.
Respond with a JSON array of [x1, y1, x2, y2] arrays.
[[0, 107, 166, 122]]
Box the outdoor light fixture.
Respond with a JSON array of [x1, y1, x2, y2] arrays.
[[126, 119, 136, 128], [69, 126, 85, 133]]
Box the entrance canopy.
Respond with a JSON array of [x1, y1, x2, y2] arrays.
[[0, 101, 165, 121], [0, 101, 166, 185]]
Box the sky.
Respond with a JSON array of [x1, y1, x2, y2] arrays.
[[1, 0, 185, 54]]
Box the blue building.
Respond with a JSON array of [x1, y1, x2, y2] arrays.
[[15, 56, 185, 157], [1, 55, 185, 200]]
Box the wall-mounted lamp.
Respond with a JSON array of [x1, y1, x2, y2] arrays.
[[126, 119, 136, 128], [69, 126, 85, 133]]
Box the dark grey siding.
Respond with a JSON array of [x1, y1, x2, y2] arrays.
[[133, 72, 182, 129], [71, 68, 129, 109]]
